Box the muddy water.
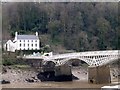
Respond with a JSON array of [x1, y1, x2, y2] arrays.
[[2, 80, 109, 88]]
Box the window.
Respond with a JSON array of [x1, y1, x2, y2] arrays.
[[20, 40, 21, 42], [24, 44, 25, 47], [31, 44, 33, 47], [28, 40, 29, 42], [20, 43, 21, 47], [24, 40, 25, 42], [36, 47, 38, 50], [35, 44, 37, 47]]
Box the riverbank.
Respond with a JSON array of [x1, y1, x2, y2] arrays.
[[1, 65, 120, 88], [2, 65, 88, 83], [2, 66, 41, 83]]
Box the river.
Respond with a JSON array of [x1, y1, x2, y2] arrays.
[[2, 80, 109, 88]]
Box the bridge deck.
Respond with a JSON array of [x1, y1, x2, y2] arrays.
[[22, 50, 119, 66]]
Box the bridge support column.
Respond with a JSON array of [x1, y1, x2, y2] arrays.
[[55, 65, 72, 81], [88, 65, 111, 84]]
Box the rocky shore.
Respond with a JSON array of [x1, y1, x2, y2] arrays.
[[2, 65, 120, 84], [2, 66, 41, 83], [2, 65, 88, 84]]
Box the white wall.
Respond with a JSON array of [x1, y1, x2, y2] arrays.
[[4, 40, 16, 52], [16, 39, 40, 50], [5, 32, 40, 52], [5, 39, 40, 52]]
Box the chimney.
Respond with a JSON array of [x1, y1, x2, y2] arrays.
[[15, 32, 18, 36], [36, 32, 38, 36], [14, 32, 18, 41]]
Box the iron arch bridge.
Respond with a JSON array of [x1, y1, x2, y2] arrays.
[[23, 50, 120, 67]]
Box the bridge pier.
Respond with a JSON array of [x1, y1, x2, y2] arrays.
[[55, 65, 72, 81], [37, 62, 72, 81], [88, 65, 111, 84]]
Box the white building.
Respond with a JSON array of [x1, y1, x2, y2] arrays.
[[4, 32, 40, 52]]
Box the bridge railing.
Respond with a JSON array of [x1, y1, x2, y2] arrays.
[[22, 50, 119, 66]]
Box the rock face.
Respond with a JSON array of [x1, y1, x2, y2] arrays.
[[37, 65, 73, 82], [37, 71, 75, 82], [37, 71, 55, 81]]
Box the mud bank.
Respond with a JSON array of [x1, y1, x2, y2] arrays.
[[2, 66, 88, 83], [2, 65, 119, 84], [2, 66, 41, 83]]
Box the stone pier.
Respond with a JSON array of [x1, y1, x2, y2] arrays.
[[88, 65, 111, 84]]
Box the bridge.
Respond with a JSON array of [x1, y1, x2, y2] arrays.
[[22, 50, 120, 83], [23, 50, 120, 67]]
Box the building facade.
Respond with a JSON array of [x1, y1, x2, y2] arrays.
[[4, 32, 40, 52]]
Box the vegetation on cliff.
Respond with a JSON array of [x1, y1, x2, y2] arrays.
[[2, 2, 119, 52]]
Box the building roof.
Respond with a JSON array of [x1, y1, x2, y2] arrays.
[[17, 35, 39, 40]]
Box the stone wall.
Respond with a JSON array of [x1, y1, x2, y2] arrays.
[[88, 65, 111, 84], [55, 65, 72, 76]]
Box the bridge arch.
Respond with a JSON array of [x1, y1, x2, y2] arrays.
[[60, 58, 91, 66], [67, 59, 87, 66], [43, 60, 56, 67]]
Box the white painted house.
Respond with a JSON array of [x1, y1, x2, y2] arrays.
[[4, 32, 40, 52]]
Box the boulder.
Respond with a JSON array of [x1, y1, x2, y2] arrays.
[[32, 76, 38, 80], [2, 67, 7, 74], [25, 78, 34, 83], [1, 80, 10, 84]]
